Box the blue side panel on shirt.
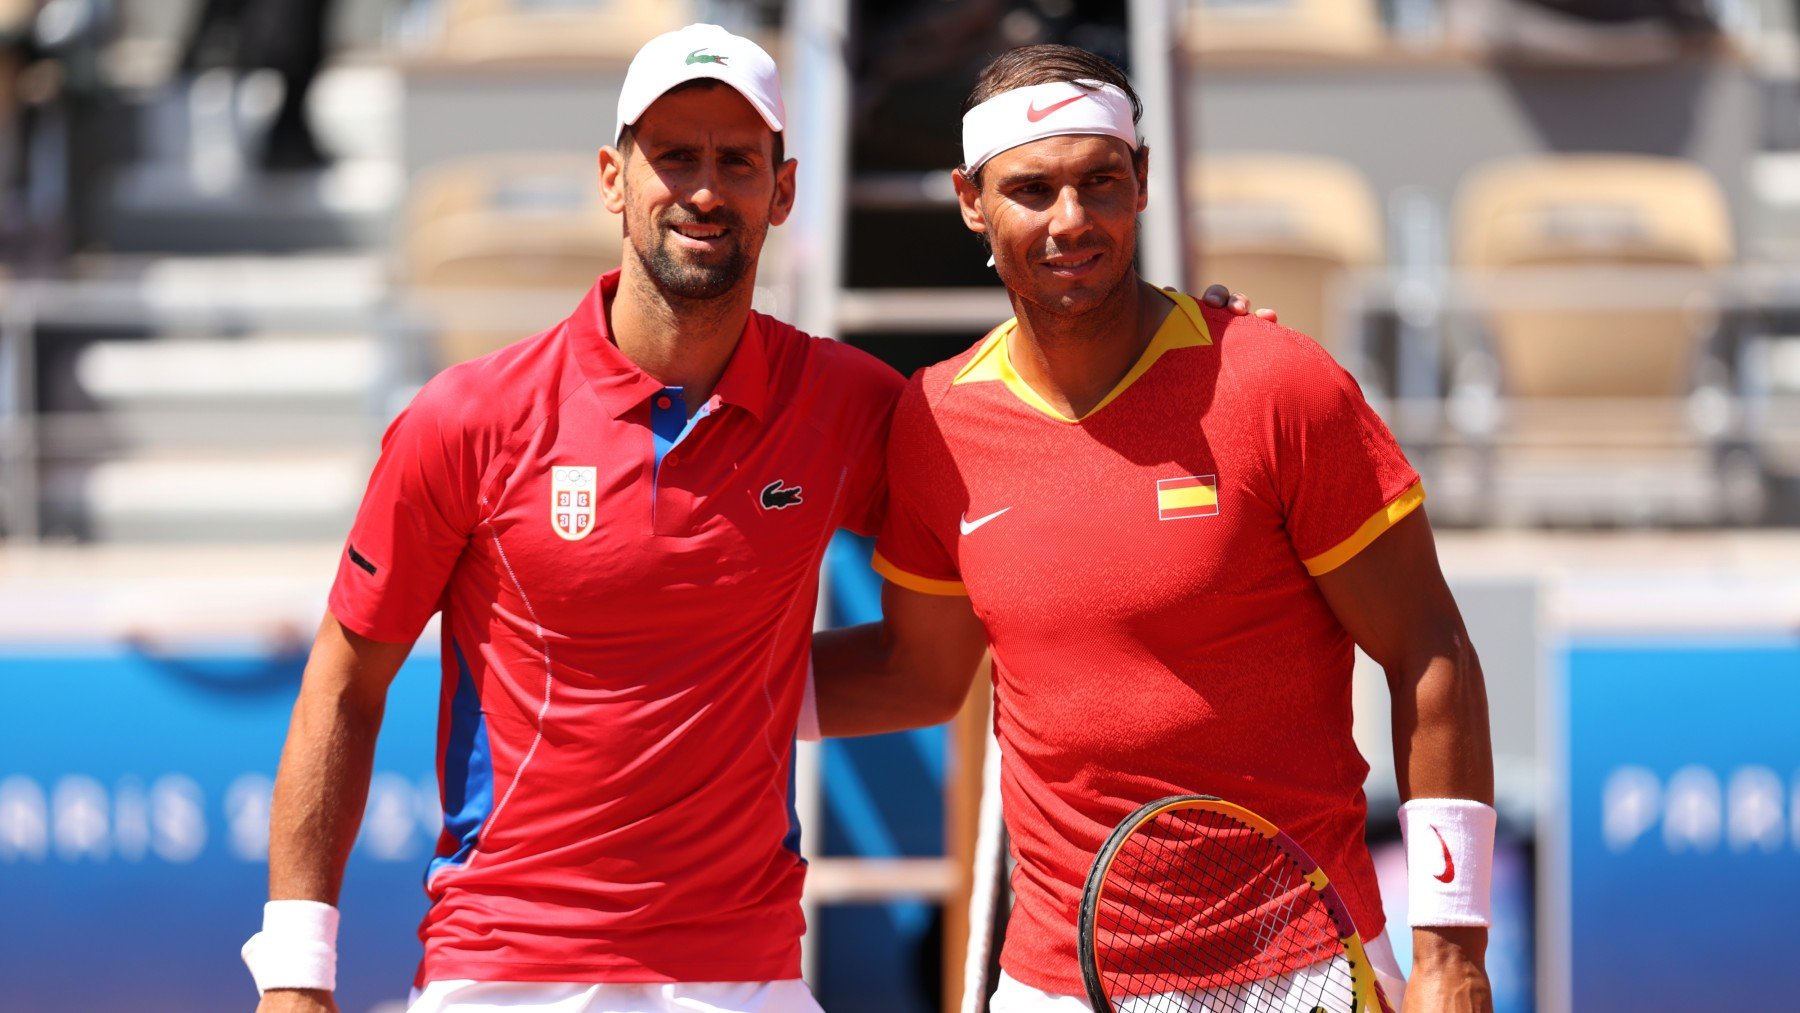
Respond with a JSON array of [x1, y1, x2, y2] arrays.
[[427, 639, 495, 882], [783, 735, 805, 860]]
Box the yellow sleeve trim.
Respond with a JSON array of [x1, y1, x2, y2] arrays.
[[872, 550, 969, 597], [1301, 480, 1427, 576]]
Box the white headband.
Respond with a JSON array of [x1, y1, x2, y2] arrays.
[[961, 79, 1138, 173]]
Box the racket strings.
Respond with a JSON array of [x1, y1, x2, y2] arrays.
[[1092, 807, 1356, 1012], [1105, 830, 1334, 1010]]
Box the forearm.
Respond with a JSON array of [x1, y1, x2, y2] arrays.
[[266, 616, 404, 902], [250, 617, 406, 1011], [812, 581, 989, 737], [1390, 635, 1493, 805], [1389, 639, 1496, 1007], [812, 621, 973, 736], [1312, 511, 1495, 1006], [267, 682, 386, 902]]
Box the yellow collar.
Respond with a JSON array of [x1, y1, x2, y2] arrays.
[[952, 287, 1213, 423]]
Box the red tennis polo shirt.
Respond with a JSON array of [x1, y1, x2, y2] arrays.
[[874, 290, 1422, 996], [327, 269, 901, 984]]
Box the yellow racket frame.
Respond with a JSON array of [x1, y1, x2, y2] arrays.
[[1078, 794, 1394, 1013]]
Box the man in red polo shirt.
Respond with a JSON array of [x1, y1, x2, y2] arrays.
[[241, 24, 898, 1013]]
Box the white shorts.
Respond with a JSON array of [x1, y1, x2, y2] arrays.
[[989, 931, 1406, 1013], [406, 978, 823, 1013]]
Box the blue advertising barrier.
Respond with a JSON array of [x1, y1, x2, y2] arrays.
[[1559, 638, 1800, 1011], [0, 643, 442, 1012]]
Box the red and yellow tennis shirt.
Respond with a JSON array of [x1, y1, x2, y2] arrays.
[[328, 269, 900, 984], [873, 288, 1423, 996]]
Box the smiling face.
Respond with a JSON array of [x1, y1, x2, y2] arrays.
[[600, 82, 795, 302], [956, 133, 1148, 320]]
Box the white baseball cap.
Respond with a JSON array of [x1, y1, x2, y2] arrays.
[[614, 23, 785, 144]]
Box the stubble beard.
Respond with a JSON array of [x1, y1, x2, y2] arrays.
[[998, 231, 1140, 339], [627, 192, 762, 303], [644, 225, 748, 301]]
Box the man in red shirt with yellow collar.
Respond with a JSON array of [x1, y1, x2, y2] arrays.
[[816, 44, 1497, 1013]]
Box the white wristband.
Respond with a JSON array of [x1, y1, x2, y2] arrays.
[[241, 900, 339, 993], [796, 658, 821, 742], [1397, 798, 1496, 928]]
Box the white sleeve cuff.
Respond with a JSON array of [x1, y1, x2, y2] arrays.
[[242, 899, 339, 993], [1398, 798, 1496, 928]]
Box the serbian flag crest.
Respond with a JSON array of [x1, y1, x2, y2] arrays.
[[1157, 474, 1219, 521]]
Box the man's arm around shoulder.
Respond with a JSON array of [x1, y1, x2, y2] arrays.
[[1313, 509, 1496, 1013], [812, 581, 988, 737], [254, 614, 411, 1013]]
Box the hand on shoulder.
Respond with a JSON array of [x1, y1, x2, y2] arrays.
[[1199, 283, 1278, 323]]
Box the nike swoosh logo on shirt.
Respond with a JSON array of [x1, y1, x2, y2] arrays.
[[1025, 94, 1086, 122], [959, 507, 1011, 536], [1430, 824, 1456, 883]]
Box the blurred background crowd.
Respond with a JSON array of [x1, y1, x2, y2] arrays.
[[2, 2, 1798, 1011]]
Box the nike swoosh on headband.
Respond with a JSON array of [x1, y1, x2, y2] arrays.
[[1025, 94, 1087, 122]]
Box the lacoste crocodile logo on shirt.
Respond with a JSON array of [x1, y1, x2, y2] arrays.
[[760, 480, 803, 510]]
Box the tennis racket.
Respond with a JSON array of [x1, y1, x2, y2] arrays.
[[1078, 794, 1393, 1013]]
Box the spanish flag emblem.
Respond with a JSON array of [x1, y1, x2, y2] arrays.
[[1157, 474, 1219, 521]]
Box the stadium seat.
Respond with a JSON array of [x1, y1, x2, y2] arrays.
[[1449, 154, 1740, 522], [1185, 0, 1386, 58], [439, 0, 691, 63], [1188, 154, 1383, 358], [1454, 155, 1731, 400], [400, 153, 623, 366], [1444, 0, 1720, 66]]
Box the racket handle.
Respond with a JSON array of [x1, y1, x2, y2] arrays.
[[959, 720, 1006, 1013]]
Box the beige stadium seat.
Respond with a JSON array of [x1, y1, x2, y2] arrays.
[[402, 153, 623, 365], [1185, 0, 1385, 58], [1454, 155, 1731, 402], [1188, 154, 1383, 355], [1450, 155, 1739, 523], [440, 0, 690, 63]]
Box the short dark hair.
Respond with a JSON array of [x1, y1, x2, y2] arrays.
[[960, 44, 1142, 185], [615, 79, 785, 166]]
